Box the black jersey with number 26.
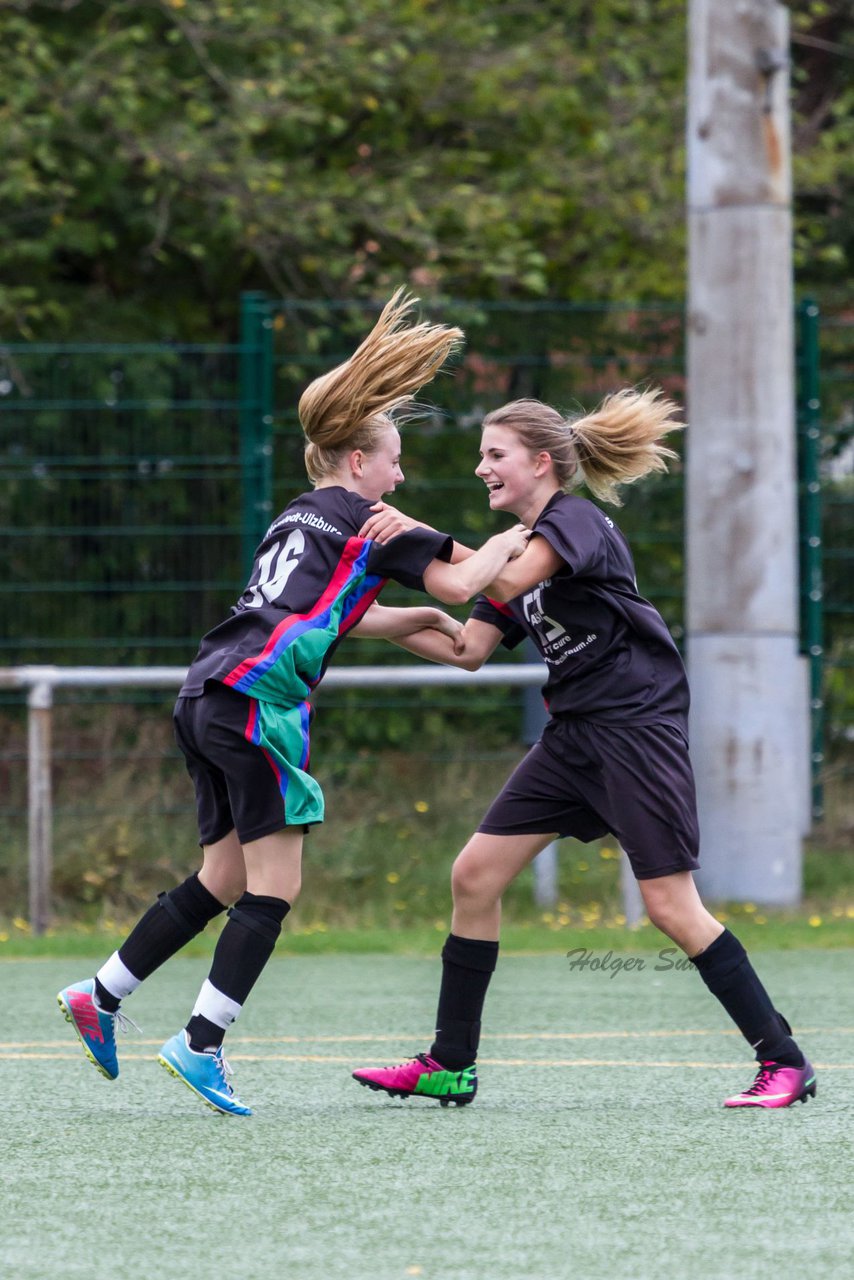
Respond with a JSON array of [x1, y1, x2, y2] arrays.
[[181, 486, 452, 707], [472, 492, 689, 728]]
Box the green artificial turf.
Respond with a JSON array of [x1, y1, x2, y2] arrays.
[[3, 950, 853, 1279]]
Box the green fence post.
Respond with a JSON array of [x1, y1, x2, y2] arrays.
[[259, 300, 275, 531], [797, 297, 824, 821], [239, 292, 273, 575]]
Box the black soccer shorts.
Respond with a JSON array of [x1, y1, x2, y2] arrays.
[[173, 682, 322, 846], [478, 715, 701, 880]]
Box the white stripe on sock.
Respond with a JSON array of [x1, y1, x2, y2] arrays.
[[192, 978, 243, 1030], [96, 951, 142, 1001]]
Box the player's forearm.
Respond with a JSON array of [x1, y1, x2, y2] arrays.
[[449, 540, 476, 564], [424, 536, 523, 605], [350, 604, 449, 641], [390, 628, 478, 669]]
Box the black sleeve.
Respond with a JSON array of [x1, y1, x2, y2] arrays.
[[366, 526, 454, 592], [535, 500, 606, 577], [471, 596, 527, 650]]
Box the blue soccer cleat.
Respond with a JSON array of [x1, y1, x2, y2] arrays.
[[157, 1030, 252, 1116], [57, 978, 139, 1080]]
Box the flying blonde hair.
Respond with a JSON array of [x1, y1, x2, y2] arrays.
[[298, 289, 464, 483], [482, 387, 684, 505]]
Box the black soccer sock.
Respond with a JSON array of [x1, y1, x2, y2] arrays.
[[429, 934, 499, 1071], [691, 929, 804, 1067], [114, 873, 226, 989], [186, 892, 290, 1052], [93, 981, 123, 1014]]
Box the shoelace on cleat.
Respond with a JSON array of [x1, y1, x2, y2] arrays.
[[743, 1062, 780, 1095], [113, 1008, 142, 1036], [398, 1053, 432, 1071], [375, 1053, 431, 1072], [212, 1050, 237, 1095]]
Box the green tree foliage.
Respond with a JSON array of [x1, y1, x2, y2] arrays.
[[790, 2, 853, 300], [4, 0, 842, 338], [1, 1, 847, 338]]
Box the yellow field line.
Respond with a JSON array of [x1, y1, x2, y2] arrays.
[[2, 1050, 852, 1069], [9, 1026, 854, 1051]]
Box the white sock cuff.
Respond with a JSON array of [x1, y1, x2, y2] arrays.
[[192, 978, 243, 1030], [96, 952, 142, 1001]]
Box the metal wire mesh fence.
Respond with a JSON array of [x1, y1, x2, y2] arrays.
[[813, 307, 854, 822], [0, 296, 851, 892], [0, 343, 248, 667], [0, 300, 688, 746]]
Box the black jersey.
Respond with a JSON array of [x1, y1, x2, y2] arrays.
[[471, 492, 689, 727], [181, 486, 452, 706]]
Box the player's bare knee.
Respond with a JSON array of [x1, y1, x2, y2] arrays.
[[260, 875, 302, 905], [222, 876, 248, 907], [450, 856, 495, 910], [201, 867, 247, 908], [639, 889, 678, 937]]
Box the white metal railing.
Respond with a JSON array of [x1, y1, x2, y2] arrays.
[[0, 664, 645, 933]]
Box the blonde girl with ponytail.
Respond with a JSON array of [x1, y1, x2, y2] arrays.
[[299, 287, 461, 486], [355, 387, 815, 1113], [57, 292, 530, 1117], [478, 387, 680, 506]]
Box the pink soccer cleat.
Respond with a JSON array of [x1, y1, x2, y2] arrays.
[[724, 1059, 816, 1109], [352, 1052, 477, 1106]]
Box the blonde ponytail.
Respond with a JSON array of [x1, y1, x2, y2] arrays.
[[483, 387, 683, 506], [298, 289, 463, 481], [570, 387, 683, 504]]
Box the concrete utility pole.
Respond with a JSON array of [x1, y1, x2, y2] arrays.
[[686, 0, 805, 903]]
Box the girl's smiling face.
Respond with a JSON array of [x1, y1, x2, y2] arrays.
[[475, 424, 548, 518]]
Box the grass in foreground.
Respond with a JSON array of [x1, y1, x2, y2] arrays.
[[5, 952, 854, 1280], [2, 909, 853, 961]]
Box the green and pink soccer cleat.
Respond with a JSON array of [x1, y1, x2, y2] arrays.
[[352, 1052, 477, 1106], [724, 1059, 817, 1109]]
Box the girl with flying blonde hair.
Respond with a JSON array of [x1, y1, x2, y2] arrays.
[[354, 388, 815, 1112], [57, 291, 530, 1116]]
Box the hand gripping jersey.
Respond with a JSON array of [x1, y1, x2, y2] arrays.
[[471, 492, 689, 729], [180, 486, 453, 707]]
